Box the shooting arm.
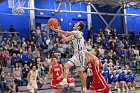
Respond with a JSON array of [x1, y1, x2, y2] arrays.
[[50, 26, 72, 36], [60, 34, 73, 42]]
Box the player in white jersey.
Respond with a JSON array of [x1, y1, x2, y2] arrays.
[[50, 21, 87, 91], [26, 65, 42, 93]]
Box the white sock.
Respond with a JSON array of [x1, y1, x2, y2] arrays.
[[63, 78, 67, 82]]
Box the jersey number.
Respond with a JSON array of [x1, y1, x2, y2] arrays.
[[56, 72, 59, 76]]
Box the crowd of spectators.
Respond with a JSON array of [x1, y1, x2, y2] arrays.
[[0, 26, 139, 92]]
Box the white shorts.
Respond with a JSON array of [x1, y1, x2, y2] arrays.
[[67, 51, 85, 71], [27, 83, 38, 90]]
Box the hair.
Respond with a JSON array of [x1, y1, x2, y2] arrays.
[[79, 21, 86, 31], [52, 55, 57, 59], [31, 65, 37, 69]]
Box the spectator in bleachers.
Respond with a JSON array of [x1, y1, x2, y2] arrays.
[[85, 40, 92, 51], [0, 50, 7, 67], [125, 71, 133, 90], [58, 44, 66, 58], [11, 53, 22, 67], [102, 67, 110, 83], [22, 64, 30, 86], [111, 71, 119, 90], [13, 63, 22, 73], [21, 38, 26, 46], [109, 40, 116, 51], [96, 34, 102, 43], [118, 67, 129, 92], [21, 51, 30, 65], [35, 55, 43, 65], [133, 46, 139, 56], [28, 47, 33, 60], [110, 29, 117, 39], [0, 71, 8, 92], [135, 54, 140, 66], [6, 72, 16, 92], [128, 30, 135, 44], [52, 44, 59, 54], [98, 45, 104, 54], [98, 52, 105, 61], [10, 46, 20, 56], [43, 58, 50, 74], [13, 67, 23, 86], [130, 71, 136, 90], [30, 41, 35, 51], [33, 47, 40, 58], [114, 62, 120, 70], [35, 26, 41, 40], [9, 25, 16, 37], [54, 37, 60, 45], [112, 52, 119, 64], [20, 46, 27, 54], [106, 52, 113, 62], [37, 63, 45, 79]]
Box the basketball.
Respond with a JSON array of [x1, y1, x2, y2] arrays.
[[48, 18, 58, 28]]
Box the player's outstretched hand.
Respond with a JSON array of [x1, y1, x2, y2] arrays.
[[50, 25, 56, 31]]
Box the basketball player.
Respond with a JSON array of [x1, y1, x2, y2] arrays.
[[84, 49, 112, 93], [26, 65, 42, 93], [44, 56, 63, 92], [49, 21, 87, 91]]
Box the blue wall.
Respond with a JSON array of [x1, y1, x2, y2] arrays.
[[35, 0, 88, 39], [126, 8, 140, 34], [0, 1, 30, 38], [91, 5, 123, 34]]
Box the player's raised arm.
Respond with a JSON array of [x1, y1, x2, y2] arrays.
[[83, 50, 99, 64], [50, 26, 72, 36], [44, 66, 52, 85], [60, 34, 73, 42]]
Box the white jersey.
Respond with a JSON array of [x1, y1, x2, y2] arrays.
[[71, 31, 84, 53], [67, 31, 85, 71], [29, 70, 38, 84]]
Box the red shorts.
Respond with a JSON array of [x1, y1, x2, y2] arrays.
[[89, 76, 110, 93], [50, 78, 63, 89]]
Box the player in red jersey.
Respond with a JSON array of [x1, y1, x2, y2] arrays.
[[84, 49, 112, 93], [44, 56, 63, 92]]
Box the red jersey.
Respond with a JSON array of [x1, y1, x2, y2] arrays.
[[88, 60, 111, 93], [51, 63, 62, 79], [88, 60, 102, 80]]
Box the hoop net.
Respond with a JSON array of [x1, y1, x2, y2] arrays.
[[8, 0, 26, 15]]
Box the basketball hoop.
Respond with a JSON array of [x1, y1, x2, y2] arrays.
[[8, 0, 26, 15]]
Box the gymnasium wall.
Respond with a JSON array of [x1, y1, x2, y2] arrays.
[[91, 5, 124, 34], [0, 1, 30, 38], [126, 8, 140, 34], [35, 0, 88, 39]]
